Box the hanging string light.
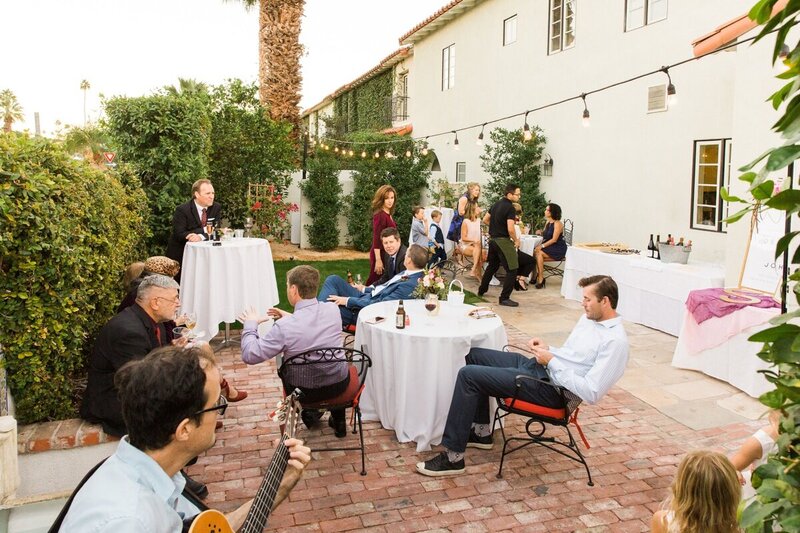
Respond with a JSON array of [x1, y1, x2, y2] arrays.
[[661, 66, 678, 107], [477, 123, 485, 145], [421, 137, 429, 156], [452, 131, 459, 151], [581, 94, 590, 128], [775, 44, 790, 75], [374, 150, 380, 158], [348, 149, 354, 157], [523, 112, 532, 141], [386, 149, 393, 158], [361, 150, 367, 158], [405, 149, 412, 157]]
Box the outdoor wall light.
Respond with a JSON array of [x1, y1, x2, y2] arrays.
[[541, 153, 554, 176], [452, 131, 459, 150]]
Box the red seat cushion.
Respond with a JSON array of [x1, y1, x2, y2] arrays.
[[301, 365, 362, 408], [501, 397, 565, 419], [343, 324, 357, 334]]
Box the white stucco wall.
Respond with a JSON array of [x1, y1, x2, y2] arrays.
[[408, 0, 760, 264]]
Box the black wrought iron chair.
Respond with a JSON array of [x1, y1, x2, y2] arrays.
[[277, 346, 372, 475], [543, 218, 574, 280], [439, 224, 489, 282], [491, 344, 593, 485]]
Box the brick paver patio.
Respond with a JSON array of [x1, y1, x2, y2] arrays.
[[187, 322, 761, 533]]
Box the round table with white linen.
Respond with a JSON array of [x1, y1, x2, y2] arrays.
[[519, 234, 543, 256], [180, 238, 279, 342], [354, 299, 508, 451], [408, 206, 455, 254]]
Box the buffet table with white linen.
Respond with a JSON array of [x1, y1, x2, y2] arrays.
[[672, 305, 776, 397], [180, 238, 279, 342], [561, 247, 725, 336], [354, 299, 507, 451], [408, 206, 455, 254]]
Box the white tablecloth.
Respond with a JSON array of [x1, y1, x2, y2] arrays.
[[561, 247, 725, 336], [672, 306, 776, 398], [409, 206, 455, 254], [354, 299, 508, 451], [180, 238, 280, 342], [519, 235, 543, 256]]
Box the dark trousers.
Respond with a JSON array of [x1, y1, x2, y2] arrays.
[[285, 373, 351, 423], [440, 348, 562, 453], [318, 274, 361, 326], [478, 240, 517, 301], [517, 250, 536, 279], [428, 246, 447, 268]]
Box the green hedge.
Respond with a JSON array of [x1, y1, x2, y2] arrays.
[[301, 149, 342, 251], [105, 94, 211, 255], [0, 133, 146, 423]]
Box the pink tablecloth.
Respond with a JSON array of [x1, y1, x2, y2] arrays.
[[686, 287, 779, 324]]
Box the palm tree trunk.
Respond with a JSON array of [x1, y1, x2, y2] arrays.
[[3, 118, 11, 133], [258, 0, 304, 136]]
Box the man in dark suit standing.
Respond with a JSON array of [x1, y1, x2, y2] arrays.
[[319, 244, 428, 327], [374, 227, 407, 286], [166, 179, 221, 265]]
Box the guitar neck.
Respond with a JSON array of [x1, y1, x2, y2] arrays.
[[239, 435, 290, 533]]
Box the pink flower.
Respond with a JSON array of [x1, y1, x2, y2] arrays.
[[279, 212, 286, 220], [252, 201, 262, 210]]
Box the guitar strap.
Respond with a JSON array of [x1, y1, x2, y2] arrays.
[[48, 457, 209, 533]]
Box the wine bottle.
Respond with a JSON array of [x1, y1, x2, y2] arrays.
[[347, 270, 354, 284], [396, 300, 406, 329], [655, 235, 661, 259], [647, 234, 656, 258]]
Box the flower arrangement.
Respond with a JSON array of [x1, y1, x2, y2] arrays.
[[412, 265, 448, 300], [249, 184, 299, 240]]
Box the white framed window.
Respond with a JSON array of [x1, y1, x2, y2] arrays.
[[503, 15, 517, 46], [456, 162, 466, 182], [442, 44, 456, 91], [691, 139, 731, 232], [549, 0, 575, 54], [625, 0, 667, 31]]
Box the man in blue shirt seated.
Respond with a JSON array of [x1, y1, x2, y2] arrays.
[[318, 244, 428, 328], [416, 275, 629, 477], [59, 344, 311, 532]]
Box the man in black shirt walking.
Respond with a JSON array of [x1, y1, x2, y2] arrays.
[[477, 183, 521, 307]]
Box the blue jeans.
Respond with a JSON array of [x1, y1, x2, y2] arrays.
[[318, 275, 362, 326], [440, 347, 562, 453]]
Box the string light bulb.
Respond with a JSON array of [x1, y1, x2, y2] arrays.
[[523, 112, 532, 141], [374, 150, 380, 158], [334, 146, 339, 153], [477, 124, 485, 146], [405, 149, 412, 157], [361, 150, 367, 158], [453, 131, 460, 151], [421, 137, 429, 156], [581, 94, 590, 128], [386, 149, 393, 158], [661, 66, 678, 107], [348, 149, 354, 157], [775, 44, 791, 75]]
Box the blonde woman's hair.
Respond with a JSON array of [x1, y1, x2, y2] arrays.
[[664, 450, 741, 533], [466, 182, 480, 201], [123, 262, 146, 291], [371, 184, 397, 215], [464, 201, 480, 221]]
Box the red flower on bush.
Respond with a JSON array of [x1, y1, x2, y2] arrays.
[[251, 201, 262, 210]]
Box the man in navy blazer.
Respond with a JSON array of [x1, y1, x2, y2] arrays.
[[319, 244, 428, 327], [166, 179, 222, 265]]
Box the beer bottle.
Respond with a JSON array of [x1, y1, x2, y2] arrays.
[[396, 300, 406, 329], [347, 270, 354, 284]]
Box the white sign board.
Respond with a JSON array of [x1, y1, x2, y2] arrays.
[[741, 207, 785, 294]]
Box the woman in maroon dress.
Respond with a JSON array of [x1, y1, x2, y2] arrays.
[[366, 184, 397, 285]]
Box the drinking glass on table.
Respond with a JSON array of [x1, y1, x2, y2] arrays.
[[183, 312, 197, 331]]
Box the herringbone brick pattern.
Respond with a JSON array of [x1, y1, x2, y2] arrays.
[[186, 325, 760, 532]]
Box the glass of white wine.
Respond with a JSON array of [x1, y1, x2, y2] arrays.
[[184, 312, 197, 332]]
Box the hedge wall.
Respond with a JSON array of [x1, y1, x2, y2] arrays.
[[300, 149, 342, 251], [332, 70, 393, 136], [0, 133, 146, 423]]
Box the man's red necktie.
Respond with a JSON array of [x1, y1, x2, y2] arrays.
[[201, 208, 208, 227]]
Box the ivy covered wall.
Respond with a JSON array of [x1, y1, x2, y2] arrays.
[[332, 69, 393, 135]]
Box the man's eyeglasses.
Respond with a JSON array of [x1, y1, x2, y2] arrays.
[[154, 295, 180, 305], [194, 395, 228, 417]]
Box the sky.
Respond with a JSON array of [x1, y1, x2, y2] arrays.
[[0, 0, 449, 136]]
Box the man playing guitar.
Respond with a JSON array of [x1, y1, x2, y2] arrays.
[[56, 343, 310, 532]]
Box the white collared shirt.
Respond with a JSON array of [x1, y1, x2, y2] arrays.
[[547, 314, 629, 404]]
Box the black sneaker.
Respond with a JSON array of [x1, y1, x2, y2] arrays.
[[301, 409, 322, 430], [328, 415, 347, 438], [499, 298, 519, 307], [466, 430, 494, 450], [416, 452, 465, 477]]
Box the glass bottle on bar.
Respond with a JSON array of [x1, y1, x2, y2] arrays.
[[396, 300, 406, 329], [347, 270, 354, 284], [647, 234, 656, 258], [655, 235, 661, 259]]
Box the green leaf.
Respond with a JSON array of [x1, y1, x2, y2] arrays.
[[741, 500, 785, 528], [752, 180, 776, 200], [720, 187, 747, 203], [723, 206, 753, 224], [749, 323, 800, 342], [740, 171, 758, 184], [775, 230, 799, 259], [740, 148, 774, 172], [770, 306, 800, 323], [767, 190, 800, 211], [759, 389, 784, 408], [766, 145, 800, 171]]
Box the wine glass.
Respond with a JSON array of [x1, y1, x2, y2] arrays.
[[424, 294, 439, 315], [184, 312, 197, 331]]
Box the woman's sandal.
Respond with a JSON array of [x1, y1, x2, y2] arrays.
[[220, 377, 248, 402]]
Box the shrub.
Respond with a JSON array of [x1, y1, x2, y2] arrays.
[[0, 133, 145, 423], [480, 126, 548, 228], [342, 132, 431, 251], [301, 149, 343, 251], [105, 94, 211, 255]]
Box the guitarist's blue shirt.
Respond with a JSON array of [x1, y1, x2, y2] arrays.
[[59, 436, 200, 532]]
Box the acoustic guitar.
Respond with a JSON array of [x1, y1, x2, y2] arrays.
[[189, 390, 301, 533]]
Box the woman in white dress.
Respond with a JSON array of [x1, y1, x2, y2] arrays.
[[459, 202, 484, 280]]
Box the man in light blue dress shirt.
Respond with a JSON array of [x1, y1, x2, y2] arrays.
[[59, 344, 311, 532], [417, 275, 629, 477]]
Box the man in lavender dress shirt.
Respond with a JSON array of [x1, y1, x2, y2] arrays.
[[238, 265, 350, 437]]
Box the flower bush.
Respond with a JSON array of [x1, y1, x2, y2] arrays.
[[412, 265, 448, 300], [250, 184, 299, 240]]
